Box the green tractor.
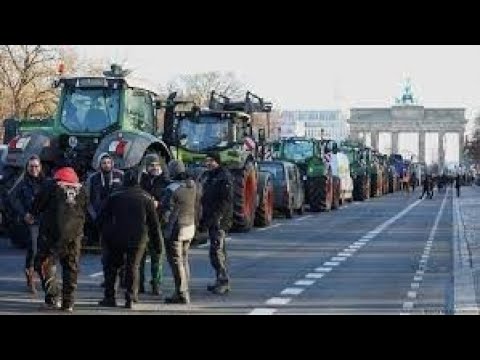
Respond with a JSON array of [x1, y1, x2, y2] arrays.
[[340, 140, 371, 201], [273, 137, 333, 212], [1, 64, 172, 247], [369, 149, 384, 198], [4, 64, 171, 179], [161, 91, 274, 232], [378, 154, 393, 194]]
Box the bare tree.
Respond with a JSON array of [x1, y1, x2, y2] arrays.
[[0, 45, 63, 118], [0, 45, 111, 122], [165, 71, 246, 106]]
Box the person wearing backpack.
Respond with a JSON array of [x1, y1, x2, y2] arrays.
[[28, 167, 88, 312]]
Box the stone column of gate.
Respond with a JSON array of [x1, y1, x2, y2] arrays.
[[419, 131, 426, 163], [438, 131, 445, 169], [371, 130, 379, 151], [392, 131, 399, 154], [458, 130, 465, 163]]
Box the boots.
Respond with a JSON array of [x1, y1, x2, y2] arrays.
[[25, 267, 36, 294]]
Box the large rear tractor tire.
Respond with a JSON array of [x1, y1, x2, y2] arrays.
[[255, 174, 274, 227], [231, 162, 257, 232], [370, 174, 378, 198], [309, 175, 333, 212], [332, 176, 341, 210], [354, 176, 365, 201]]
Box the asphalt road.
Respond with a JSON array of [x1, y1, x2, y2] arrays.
[[0, 187, 456, 315]]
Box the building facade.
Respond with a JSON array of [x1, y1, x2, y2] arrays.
[[280, 110, 349, 141]]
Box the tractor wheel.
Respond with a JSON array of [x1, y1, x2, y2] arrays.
[[353, 176, 365, 201], [309, 175, 332, 212], [255, 175, 274, 227], [365, 177, 371, 200], [370, 174, 378, 198], [332, 177, 341, 210], [296, 202, 306, 215], [231, 162, 257, 232]]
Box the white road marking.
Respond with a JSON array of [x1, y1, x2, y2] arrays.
[[250, 198, 425, 311], [402, 190, 448, 313], [198, 243, 209, 249], [249, 308, 277, 315], [324, 261, 340, 266], [403, 302, 414, 310], [338, 252, 353, 257], [89, 272, 103, 278], [257, 224, 282, 232], [295, 215, 313, 222], [295, 280, 316, 286], [266, 297, 291, 305], [306, 273, 325, 279], [281, 288, 304, 296], [315, 267, 332, 272], [407, 291, 417, 299]]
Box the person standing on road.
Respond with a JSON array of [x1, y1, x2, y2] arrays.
[[29, 167, 87, 312], [9, 155, 48, 293], [419, 175, 433, 200], [85, 153, 124, 287], [139, 153, 170, 296], [97, 167, 163, 309], [455, 173, 462, 197], [86, 153, 124, 245], [199, 152, 233, 295], [163, 160, 197, 304]]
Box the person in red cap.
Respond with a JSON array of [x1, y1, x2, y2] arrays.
[[29, 166, 88, 312]]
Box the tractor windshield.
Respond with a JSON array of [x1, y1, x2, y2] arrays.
[[282, 141, 314, 162], [178, 117, 229, 152], [60, 87, 120, 133]]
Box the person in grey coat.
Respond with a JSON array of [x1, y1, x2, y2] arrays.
[[163, 160, 197, 304]]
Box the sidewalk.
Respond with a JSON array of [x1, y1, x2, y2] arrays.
[[454, 185, 480, 314]]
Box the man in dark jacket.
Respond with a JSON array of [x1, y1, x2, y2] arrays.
[[419, 175, 434, 200], [455, 173, 462, 197], [97, 167, 163, 309], [86, 152, 124, 288], [199, 152, 233, 295], [86, 152, 124, 245], [9, 155, 48, 293], [163, 160, 197, 304], [29, 167, 88, 312], [139, 153, 170, 295]]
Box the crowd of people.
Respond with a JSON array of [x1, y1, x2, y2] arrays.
[[8, 151, 234, 312]]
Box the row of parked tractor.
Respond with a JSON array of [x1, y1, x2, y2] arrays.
[[0, 64, 410, 247]]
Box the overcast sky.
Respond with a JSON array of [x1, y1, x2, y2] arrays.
[[73, 45, 477, 162], [74, 45, 480, 117]]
